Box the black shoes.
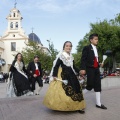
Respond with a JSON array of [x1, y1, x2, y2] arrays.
[[76, 104, 107, 114], [96, 104, 107, 110], [77, 110, 85, 114]]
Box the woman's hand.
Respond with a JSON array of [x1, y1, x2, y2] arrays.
[[53, 77, 57, 81]]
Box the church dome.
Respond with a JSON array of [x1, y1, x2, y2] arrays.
[[28, 33, 41, 44]]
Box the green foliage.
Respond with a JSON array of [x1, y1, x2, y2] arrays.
[[22, 41, 57, 72], [74, 14, 120, 69], [48, 41, 58, 63], [116, 51, 120, 63], [76, 34, 90, 53], [72, 52, 82, 67], [90, 19, 120, 55], [74, 34, 90, 67]]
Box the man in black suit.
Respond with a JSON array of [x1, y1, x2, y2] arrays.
[[80, 33, 107, 110], [27, 55, 43, 95]]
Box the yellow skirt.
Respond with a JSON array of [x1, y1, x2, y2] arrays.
[[43, 68, 86, 111]]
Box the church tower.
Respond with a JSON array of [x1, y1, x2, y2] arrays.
[[0, 2, 49, 72], [6, 8, 23, 33], [0, 3, 28, 72], [3, 3, 27, 40]]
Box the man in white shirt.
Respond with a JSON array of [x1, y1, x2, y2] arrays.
[[80, 33, 107, 110], [27, 55, 43, 95]]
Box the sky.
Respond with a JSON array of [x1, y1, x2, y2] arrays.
[[0, 0, 120, 53]]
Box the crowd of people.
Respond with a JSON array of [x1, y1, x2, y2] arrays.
[[0, 72, 9, 82], [107, 70, 120, 76], [99, 70, 120, 79], [4, 33, 120, 114]]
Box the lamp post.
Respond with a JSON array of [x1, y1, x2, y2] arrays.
[[46, 39, 52, 55], [105, 50, 112, 75], [46, 39, 50, 48]]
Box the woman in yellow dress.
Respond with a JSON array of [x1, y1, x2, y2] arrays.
[[43, 41, 86, 113]]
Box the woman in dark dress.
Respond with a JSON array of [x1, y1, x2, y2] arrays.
[[43, 41, 86, 113], [7, 53, 33, 97]]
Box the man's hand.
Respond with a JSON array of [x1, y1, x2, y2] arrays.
[[100, 63, 104, 68], [80, 70, 86, 75], [33, 74, 37, 78]]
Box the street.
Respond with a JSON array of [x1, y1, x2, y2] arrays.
[[0, 81, 120, 120]]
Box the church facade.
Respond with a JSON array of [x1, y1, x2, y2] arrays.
[[0, 7, 49, 73]]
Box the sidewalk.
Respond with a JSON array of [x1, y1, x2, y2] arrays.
[[0, 83, 120, 120]]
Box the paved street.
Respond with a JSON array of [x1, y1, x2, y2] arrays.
[[0, 81, 120, 120]]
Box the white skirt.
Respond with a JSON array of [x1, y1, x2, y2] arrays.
[[6, 78, 16, 98]]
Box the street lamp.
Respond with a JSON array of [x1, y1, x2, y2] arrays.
[[105, 50, 112, 75], [46, 39, 50, 47], [46, 39, 52, 55], [47, 39, 50, 42]]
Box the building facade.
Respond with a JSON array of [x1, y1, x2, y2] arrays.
[[0, 7, 49, 73]]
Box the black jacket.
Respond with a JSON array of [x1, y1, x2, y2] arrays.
[[27, 61, 42, 77], [80, 44, 100, 70]]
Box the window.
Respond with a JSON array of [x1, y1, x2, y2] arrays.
[[11, 42, 16, 51], [10, 22, 13, 28], [13, 34, 15, 37], [15, 22, 18, 28], [13, 13, 15, 17]]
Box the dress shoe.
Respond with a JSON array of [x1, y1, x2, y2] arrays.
[[77, 110, 85, 114], [96, 104, 107, 110]]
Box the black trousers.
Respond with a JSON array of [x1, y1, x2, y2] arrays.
[[31, 76, 43, 91], [86, 67, 101, 92]]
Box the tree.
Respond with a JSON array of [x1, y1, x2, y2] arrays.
[[76, 34, 90, 53], [90, 20, 120, 55], [72, 34, 90, 67], [72, 52, 82, 68], [47, 40, 58, 63], [90, 18, 120, 70], [76, 14, 120, 71], [22, 41, 52, 72]]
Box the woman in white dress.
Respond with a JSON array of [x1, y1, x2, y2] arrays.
[[7, 53, 33, 97]]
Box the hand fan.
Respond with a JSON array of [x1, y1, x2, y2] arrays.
[[102, 55, 107, 64], [56, 78, 68, 85]]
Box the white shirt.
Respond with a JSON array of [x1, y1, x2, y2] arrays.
[[35, 63, 38, 70], [91, 44, 98, 62]]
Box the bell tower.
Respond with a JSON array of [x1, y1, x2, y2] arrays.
[[0, 1, 28, 72], [6, 2, 24, 34], [2, 0, 27, 39]]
